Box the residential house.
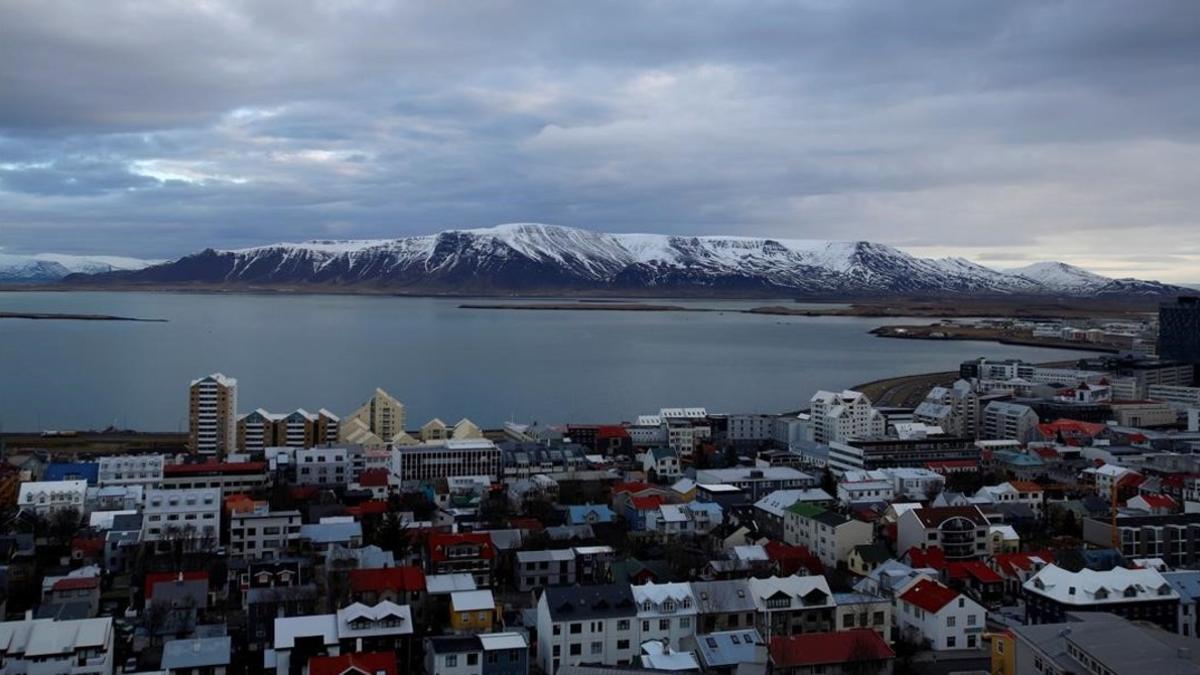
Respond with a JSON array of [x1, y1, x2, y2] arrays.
[[896, 506, 990, 561], [895, 578, 987, 651], [782, 504, 873, 570], [428, 532, 496, 588], [515, 550, 576, 592], [162, 637, 232, 675], [632, 582, 699, 651], [535, 584, 639, 674], [746, 575, 835, 637], [450, 590, 501, 633]]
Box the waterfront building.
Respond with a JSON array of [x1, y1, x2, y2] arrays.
[[808, 390, 886, 444], [189, 373, 238, 456]]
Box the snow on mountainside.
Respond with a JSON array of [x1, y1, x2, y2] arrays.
[[62, 223, 1184, 297], [0, 253, 157, 282]]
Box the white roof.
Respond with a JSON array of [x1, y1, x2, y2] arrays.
[[19, 479, 88, 501], [425, 574, 477, 595], [633, 581, 697, 612], [733, 545, 769, 562], [572, 545, 615, 555], [516, 549, 574, 563], [190, 372, 236, 387], [451, 590, 496, 612], [754, 489, 832, 517], [698, 483, 743, 493], [989, 524, 1019, 540], [0, 617, 111, 657], [1024, 564, 1178, 605], [336, 601, 413, 637], [747, 575, 833, 610], [479, 632, 528, 651], [89, 509, 137, 529], [696, 467, 812, 483], [274, 614, 338, 649], [658, 504, 688, 523]]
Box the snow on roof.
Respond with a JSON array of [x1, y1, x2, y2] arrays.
[[425, 574, 478, 595], [451, 590, 496, 612], [478, 632, 528, 651], [274, 614, 338, 649], [1024, 564, 1178, 605]]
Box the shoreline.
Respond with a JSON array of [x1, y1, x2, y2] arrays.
[[0, 312, 166, 322]]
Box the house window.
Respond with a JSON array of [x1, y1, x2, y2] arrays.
[[947, 636, 956, 648], [446, 656, 457, 667], [569, 644, 581, 656], [467, 654, 478, 666], [570, 623, 582, 634], [617, 619, 630, 631], [618, 640, 630, 650], [659, 619, 669, 631], [591, 642, 602, 655]]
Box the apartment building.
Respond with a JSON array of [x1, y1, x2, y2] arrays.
[[808, 390, 887, 444], [237, 408, 341, 451], [428, 532, 496, 588], [229, 507, 302, 560], [536, 584, 639, 674], [339, 388, 408, 446], [880, 467, 946, 501], [515, 550, 576, 592], [0, 616, 114, 675], [782, 504, 873, 569], [632, 582, 698, 651], [142, 488, 221, 547], [896, 506, 991, 560], [295, 447, 351, 488], [1083, 513, 1200, 568], [160, 461, 269, 496], [17, 479, 88, 516], [97, 455, 164, 487], [746, 575, 835, 636], [913, 380, 981, 438], [694, 467, 815, 501], [392, 440, 502, 484], [188, 373, 238, 456], [1006, 611, 1200, 675], [1023, 564, 1180, 631], [981, 401, 1039, 441]]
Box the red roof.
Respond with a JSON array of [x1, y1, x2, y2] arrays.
[[507, 517, 544, 531], [1033, 447, 1060, 459], [900, 578, 960, 614], [906, 546, 946, 571], [1008, 480, 1043, 494], [631, 495, 665, 510], [596, 425, 630, 439], [349, 566, 426, 594], [357, 468, 390, 487], [346, 500, 389, 517], [428, 532, 494, 563], [992, 551, 1055, 577], [1135, 493, 1177, 509], [164, 461, 267, 476], [612, 481, 655, 495], [145, 570, 208, 598], [763, 539, 824, 575], [946, 561, 1003, 584], [770, 630, 894, 667], [308, 652, 396, 675], [71, 536, 105, 555], [52, 576, 100, 592], [290, 486, 319, 501]]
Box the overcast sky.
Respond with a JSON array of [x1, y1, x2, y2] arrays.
[[2, 1, 1199, 281]]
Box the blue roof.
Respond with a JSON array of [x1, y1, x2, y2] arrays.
[[685, 502, 723, 516], [1164, 571, 1200, 603], [44, 462, 99, 485], [994, 450, 1044, 467], [567, 504, 615, 525]]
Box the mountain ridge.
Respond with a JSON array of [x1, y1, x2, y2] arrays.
[[50, 223, 1189, 298]]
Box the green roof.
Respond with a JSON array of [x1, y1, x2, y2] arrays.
[[785, 503, 826, 518]]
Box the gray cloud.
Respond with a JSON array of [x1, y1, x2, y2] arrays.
[[1, 0, 1198, 280]]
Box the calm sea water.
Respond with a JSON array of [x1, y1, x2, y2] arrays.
[[0, 291, 1088, 432]]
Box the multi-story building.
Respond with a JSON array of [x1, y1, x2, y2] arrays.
[[339, 388, 408, 446], [1109, 400, 1178, 427], [808, 390, 886, 444], [753, 489, 835, 539], [895, 578, 986, 651], [632, 582, 699, 651], [17, 479, 88, 516], [825, 436, 978, 474], [515, 550, 576, 592], [1083, 513, 1200, 568], [392, 440, 502, 484], [879, 467, 946, 501], [425, 632, 529, 675], [692, 579, 759, 633], [142, 488, 221, 548], [428, 532, 496, 588], [1160, 297, 1200, 372], [782, 504, 873, 570], [722, 414, 778, 447], [188, 373, 238, 456], [913, 380, 981, 438], [981, 401, 1039, 441], [746, 575, 835, 636], [536, 584, 639, 674], [161, 461, 268, 496], [1005, 611, 1200, 675], [694, 467, 815, 501], [97, 455, 164, 487], [229, 506, 302, 560], [295, 447, 351, 488], [0, 616, 114, 675], [237, 408, 341, 451], [896, 506, 990, 560], [1023, 564, 1180, 631]]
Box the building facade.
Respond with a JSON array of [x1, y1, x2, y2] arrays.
[[188, 373, 238, 456]]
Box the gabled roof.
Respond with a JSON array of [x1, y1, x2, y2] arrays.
[[543, 584, 637, 621], [428, 532, 495, 562], [909, 505, 988, 528], [349, 566, 426, 594], [899, 578, 961, 614], [308, 652, 396, 675]]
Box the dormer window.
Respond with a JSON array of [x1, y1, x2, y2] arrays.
[[1124, 586, 1138, 598]]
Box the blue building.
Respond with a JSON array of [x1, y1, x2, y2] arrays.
[[43, 462, 99, 485], [425, 632, 529, 675]]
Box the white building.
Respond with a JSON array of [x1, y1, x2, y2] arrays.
[[269, 601, 413, 675], [0, 616, 114, 675], [896, 506, 990, 560], [783, 505, 873, 569], [18, 479, 88, 516], [895, 577, 986, 650], [836, 470, 896, 504], [746, 575, 836, 635], [642, 448, 682, 480], [295, 447, 351, 487], [229, 507, 302, 560], [632, 582, 699, 651], [536, 584, 640, 674], [981, 401, 1039, 441], [808, 390, 886, 444], [97, 455, 164, 487], [391, 439, 502, 484], [142, 488, 221, 547], [879, 467, 946, 501]]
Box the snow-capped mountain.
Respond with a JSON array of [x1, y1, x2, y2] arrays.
[[62, 223, 1184, 297], [0, 253, 157, 282]]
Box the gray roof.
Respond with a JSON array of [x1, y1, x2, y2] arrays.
[[543, 584, 636, 621], [693, 629, 764, 667], [161, 637, 232, 669], [691, 579, 757, 614], [110, 513, 143, 531], [1013, 612, 1200, 675], [1164, 571, 1200, 603]]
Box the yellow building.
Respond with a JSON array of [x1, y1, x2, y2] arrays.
[[450, 589, 500, 633], [989, 630, 1015, 675]]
